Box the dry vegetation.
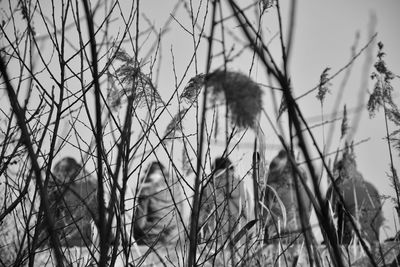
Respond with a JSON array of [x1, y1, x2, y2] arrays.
[[0, 0, 399, 266]]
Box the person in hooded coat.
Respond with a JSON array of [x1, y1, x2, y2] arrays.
[[327, 145, 383, 246], [133, 161, 185, 247], [38, 157, 99, 248], [263, 149, 311, 245], [198, 157, 250, 246]]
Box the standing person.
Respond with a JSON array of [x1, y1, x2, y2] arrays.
[[34, 157, 106, 266], [263, 149, 311, 245], [327, 144, 383, 247], [199, 157, 250, 248], [133, 161, 185, 247], [39, 157, 99, 248]]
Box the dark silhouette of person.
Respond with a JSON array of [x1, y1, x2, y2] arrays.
[[327, 145, 383, 246], [39, 157, 98, 248], [263, 149, 311, 245]]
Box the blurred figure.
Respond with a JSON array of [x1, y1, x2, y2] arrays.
[[199, 157, 250, 247], [327, 145, 383, 246], [133, 161, 185, 247], [263, 149, 311, 245], [39, 157, 99, 248]]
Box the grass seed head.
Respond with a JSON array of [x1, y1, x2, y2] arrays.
[[316, 67, 331, 104], [207, 70, 263, 129]]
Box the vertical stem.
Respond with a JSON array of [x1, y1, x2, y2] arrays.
[[188, 1, 217, 266], [81, 1, 107, 265], [218, 2, 235, 261], [252, 139, 259, 221], [319, 102, 326, 185]]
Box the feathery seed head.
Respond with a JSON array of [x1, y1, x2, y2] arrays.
[[207, 70, 263, 129]]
